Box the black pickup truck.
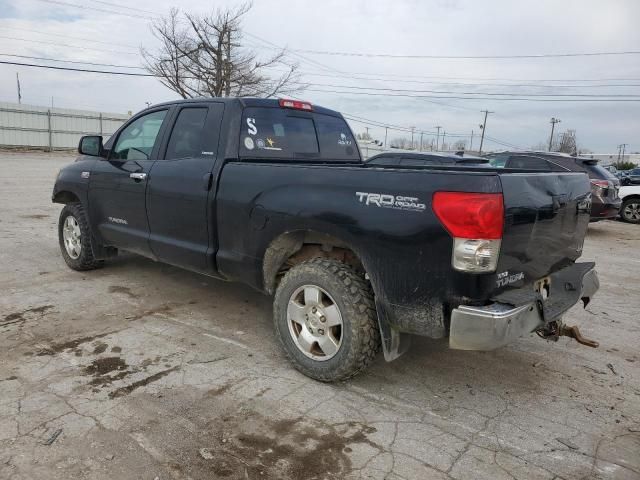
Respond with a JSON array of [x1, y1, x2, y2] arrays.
[[53, 98, 599, 381]]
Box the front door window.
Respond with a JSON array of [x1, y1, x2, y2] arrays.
[[112, 110, 167, 160]]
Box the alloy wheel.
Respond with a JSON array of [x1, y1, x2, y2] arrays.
[[286, 285, 343, 361]]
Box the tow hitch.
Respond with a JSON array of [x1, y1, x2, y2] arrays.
[[536, 321, 599, 348]]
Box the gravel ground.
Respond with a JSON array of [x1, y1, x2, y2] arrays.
[[1, 152, 639, 480]]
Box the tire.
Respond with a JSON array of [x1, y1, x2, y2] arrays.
[[58, 203, 104, 271], [273, 258, 380, 382], [620, 198, 640, 224]]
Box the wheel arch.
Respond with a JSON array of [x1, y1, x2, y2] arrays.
[[52, 190, 81, 204], [262, 230, 369, 296], [261, 229, 411, 362]]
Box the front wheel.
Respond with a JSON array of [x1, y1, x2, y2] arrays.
[[58, 203, 104, 271], [273, 258, 380, 382], [620, 198, 640, 224]]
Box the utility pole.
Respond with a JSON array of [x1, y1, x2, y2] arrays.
[[384, 127, 388, 148], [621, 143, 628, 162], [434, 126, 441, 151], [365, 127, 370, 139], [442, 131, 446, 151], [478, 110, 493, 155], [470, 130, 474, 151], [548, 117, 561, 151], [420, 132, 424, 152], [410, 126, 415, 149], [16, 73, 21, 104], [617, 144, 622, 161]]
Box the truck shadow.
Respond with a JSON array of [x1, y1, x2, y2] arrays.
[[102, 253, 548, 394]]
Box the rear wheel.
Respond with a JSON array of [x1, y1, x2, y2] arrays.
[[273, 258, 380, 382], [621, 198, 640, 224], [58, 203, 104, 270]]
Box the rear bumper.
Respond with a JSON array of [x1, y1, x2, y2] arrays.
[[449, 264, 599, 350], [590, 198, 621, 221]]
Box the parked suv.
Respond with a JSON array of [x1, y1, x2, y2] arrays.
[[620, 168, 640, 186], [485, 152, 621, 221]]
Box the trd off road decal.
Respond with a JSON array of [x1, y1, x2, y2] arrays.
[[356, 192, 426, 212]]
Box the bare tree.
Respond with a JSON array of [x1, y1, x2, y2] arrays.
[[141, 3, 305, 98], [530, 141, 548, 151], [390, 137, 410, 149], [557, 130, 577, 155]]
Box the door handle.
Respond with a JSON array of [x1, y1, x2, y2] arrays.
[[129, 172, 147, 181]]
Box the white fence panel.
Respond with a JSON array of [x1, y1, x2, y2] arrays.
[[0, 101, 129, 150]]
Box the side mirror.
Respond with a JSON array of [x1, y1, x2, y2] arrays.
[[78, 135, 104, 157]]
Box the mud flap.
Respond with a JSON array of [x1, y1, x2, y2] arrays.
[[375, 299, 411, 361]]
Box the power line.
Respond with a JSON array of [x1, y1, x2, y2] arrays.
[[0, 60, 155, 76], [0, 26, 139, 49], [0, 35, 139, 55], [305, 87, 640, 102], [250, 43, 640, 60], [302, 82, 640, 98], [269, 68, 640, 89], [33, 0, 156, 19], [4, 59, 639, 103], [0, 53, 145, 69], [87, 0, 160, 15], [292, 68, 640, 84]]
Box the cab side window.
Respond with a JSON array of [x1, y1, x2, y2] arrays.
[[487, 154, 508, 168], [112, 110, 167, 160], [165, 108, 208, 159]]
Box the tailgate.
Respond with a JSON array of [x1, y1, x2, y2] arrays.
[[496, 172, 591, 290]]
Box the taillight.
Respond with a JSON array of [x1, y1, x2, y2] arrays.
[[433, 192, 504, 273], [590, 179, 609, 189], [279, 99, 313, 111]]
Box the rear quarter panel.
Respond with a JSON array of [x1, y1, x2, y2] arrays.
[[216, 162, 502, 337]]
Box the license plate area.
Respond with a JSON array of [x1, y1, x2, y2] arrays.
[[534, 276, 551, 300]]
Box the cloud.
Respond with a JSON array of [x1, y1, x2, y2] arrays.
[[0, 0, 638, 151]]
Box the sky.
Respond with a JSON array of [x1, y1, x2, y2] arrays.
[[0, 0, 639, 152]]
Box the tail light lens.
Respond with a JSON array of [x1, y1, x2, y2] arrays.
[[590, 179, 609, 189], [279, 99, 313, 111], [433, 192, 504, 273]]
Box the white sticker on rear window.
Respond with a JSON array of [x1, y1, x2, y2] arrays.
[[338, 133, 352, 146], [246, 118, 257, 135], [244, 137, 255, 150]]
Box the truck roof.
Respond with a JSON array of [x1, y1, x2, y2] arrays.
[[145, 97, 343, 118]]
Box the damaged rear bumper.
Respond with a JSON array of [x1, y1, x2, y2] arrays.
[[449, 263, 599, 351]]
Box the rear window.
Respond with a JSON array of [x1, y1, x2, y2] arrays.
[[581, 162, 617, 180], [239, 107, 358, 161]]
